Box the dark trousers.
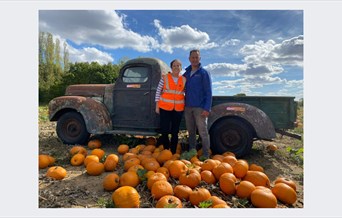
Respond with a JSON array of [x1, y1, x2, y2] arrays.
[[159, 108, 183, 154]]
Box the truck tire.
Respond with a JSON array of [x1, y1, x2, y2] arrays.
[[56, 111, 90, 145], [210, 118, 253, 158]]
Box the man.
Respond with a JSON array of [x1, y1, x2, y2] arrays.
[[183, 49, 212, 160]]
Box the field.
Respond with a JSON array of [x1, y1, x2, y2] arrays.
[[38, 105, 303, 208]]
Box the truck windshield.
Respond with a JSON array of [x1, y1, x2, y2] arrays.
[[122, 67, 149, 83]]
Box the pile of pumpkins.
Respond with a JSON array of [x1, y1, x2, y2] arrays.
[[39, 137, 298, 208]]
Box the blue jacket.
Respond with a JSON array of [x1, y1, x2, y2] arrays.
[[183, 63, 212, 112]]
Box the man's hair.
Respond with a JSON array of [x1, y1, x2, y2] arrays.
[[189, 49, 200, 57]]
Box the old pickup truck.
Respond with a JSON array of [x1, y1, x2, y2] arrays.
[[48, 57, 299, 157]]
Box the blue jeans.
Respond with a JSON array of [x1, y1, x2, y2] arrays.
[[184, 107, 210, 157]]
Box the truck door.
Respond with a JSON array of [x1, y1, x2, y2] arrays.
[[112, 64, 153, 129]]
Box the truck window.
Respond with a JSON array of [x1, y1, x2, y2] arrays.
[[122, 67, 148, 83]]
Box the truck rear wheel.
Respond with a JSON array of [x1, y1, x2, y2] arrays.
[[210, 118, 253, 158], [57, 111, 90, 145]]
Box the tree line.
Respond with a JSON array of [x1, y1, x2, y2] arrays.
[[39, 32, 124, 104]]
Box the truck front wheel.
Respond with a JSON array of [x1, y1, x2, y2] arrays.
[[56, 111, 90, 145], [210, 118, 253, 158]]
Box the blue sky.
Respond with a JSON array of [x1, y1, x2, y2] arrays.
[[39, 10, 303, 100]]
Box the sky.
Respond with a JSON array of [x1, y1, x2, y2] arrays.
[[39, 10, 303, 100]]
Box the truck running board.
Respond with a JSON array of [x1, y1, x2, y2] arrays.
[[276, 129, 302, 140], [105, 130, 159, 137]]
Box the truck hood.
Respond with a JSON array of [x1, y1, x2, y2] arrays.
[[65, 84, 108, 97]]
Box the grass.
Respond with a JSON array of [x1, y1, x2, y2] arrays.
[[39, 105, 49, 123]]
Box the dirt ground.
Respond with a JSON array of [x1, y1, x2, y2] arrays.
[[38, 121, 304, 208]]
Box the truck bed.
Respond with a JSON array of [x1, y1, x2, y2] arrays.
[[212, 96, 297, 130]]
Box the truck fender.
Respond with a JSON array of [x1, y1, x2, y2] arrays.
[[49, 96, 112, 134], [208, 102, 276, 140]]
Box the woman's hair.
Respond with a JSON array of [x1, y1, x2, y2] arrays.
[[170, 59, 182, 68]]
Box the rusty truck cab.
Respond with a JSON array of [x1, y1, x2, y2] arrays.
[[110, 58, 170, 134]]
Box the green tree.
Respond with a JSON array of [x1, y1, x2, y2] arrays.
[[63, 41, 70, 72], [39, 32, 69, 103]]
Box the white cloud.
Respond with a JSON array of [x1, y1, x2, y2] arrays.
[[153, 19, 218, 53], [208, 35, 303, 98], [39, 10, 158, 52], [206, 63, 246, 77], [68, 46, 113, 64], [222, 39, 241, 46], [240, 35, 303, 67], [49, 34, 113, 64]]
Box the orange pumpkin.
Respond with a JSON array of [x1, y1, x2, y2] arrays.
[[112, 186, 140, 208], [173, 185, 192, 201], [151, 180, 174, 200], [219, 173, 236, 195], [266, 144, 278, 151], [128, 164, 144, 173], [84, 155, 99, 167], [90, 148, 105, 160], [274, 177, 297, 191], [222, 151, 236, 157], [212, 162, 234, 180], [207, 196, 227, 207], [145, 136, 157, 146], [119, 171, 140, 187], [106, 154, 119, 164], [122, 153, 138, 162], [243, 171, 270, 187], [181, 159, 192, 165], [39, 154, 51, 169], [156, 195, 183, 208], [200, 170, 216, 185], [103, 173, 120, 191], [171, 153, 180, 160], [213, 204, 230, 208], [201, 159, 219, 172], [236, 180, 256, 199], [129, 147, 140, 155], [156, 167, 170, 180], [179, 170, 201, 189], [249, 163, 264, 172], [87, 139, 102, 149], [86, 161, 104, 176], [117, 144, 129, 155], [176, 143, 182, 154], [272, 183, 297, 205], [163, 160, 174, 169], [147, 172, 167, 190], [104, 158, 118, 171], [143, 160, 160, 172], [70, 153, 85, 166], [47, 155, 55, 166], [221, 155, 237, 167], [46, 166, 67, 180], [189, 187, 211, 206], [250, 188, 277, 208], [145, 170, 155, 179], [212, 154, 224, 162], [157, 149, 173, 165], [232, 159, 249, 178], [143, 145, 156, 153], [169, 160, 188, 179], [70, 146, 88, 156], [124, 158, 141, 171]]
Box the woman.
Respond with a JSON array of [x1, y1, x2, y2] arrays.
[[155, 59, 186, 154]]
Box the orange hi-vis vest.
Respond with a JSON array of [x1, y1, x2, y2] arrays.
[[159, 73, 186, 111]]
